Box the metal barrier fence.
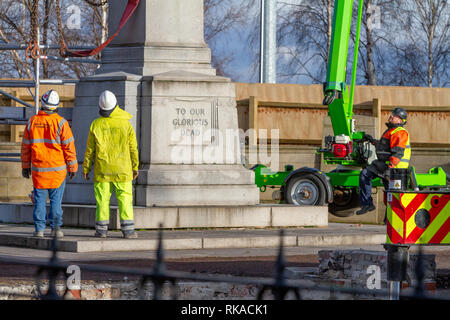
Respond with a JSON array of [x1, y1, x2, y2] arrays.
[[0, 227, 447, 300]]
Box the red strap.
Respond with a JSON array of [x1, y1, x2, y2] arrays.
[[66, 0, 140, 57]]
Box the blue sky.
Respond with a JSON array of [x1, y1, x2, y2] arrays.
[[207, 0, 450, 87], [206, 0, 324, 85]]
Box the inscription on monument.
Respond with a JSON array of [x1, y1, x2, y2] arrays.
[[173, 106, 209, 137], [170, 101, 213, 145]]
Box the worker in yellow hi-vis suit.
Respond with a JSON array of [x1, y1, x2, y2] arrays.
[[83, 90, 139, 239]]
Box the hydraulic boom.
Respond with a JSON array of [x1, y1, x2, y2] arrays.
[[320, 0, 367, 166]]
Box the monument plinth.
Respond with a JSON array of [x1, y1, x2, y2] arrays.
[[64, 0, 259, 206], [98, 0, 216, 76]]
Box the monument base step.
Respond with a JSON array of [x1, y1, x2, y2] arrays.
[[0, 203, 328, 229], [0, 223, 386, 253]]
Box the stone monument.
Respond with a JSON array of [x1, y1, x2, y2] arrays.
[[63, 0, 259, 206]]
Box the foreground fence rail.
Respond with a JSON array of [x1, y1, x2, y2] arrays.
[[0, 228, 447, 300]]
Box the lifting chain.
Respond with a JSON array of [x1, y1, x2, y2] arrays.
[[25, 40, 40, 60], [55, 0, 69, 57], [26, 0, 134, 59], [83, 0, 108, 7], [26, 0, 40, 60], [55, 0, 108, 57]]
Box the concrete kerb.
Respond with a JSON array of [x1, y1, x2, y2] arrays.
[[0, 202, 386, 253], [0, 223, 386, 253], [0, 203, 329, 229]]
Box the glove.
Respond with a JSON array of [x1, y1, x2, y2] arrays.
[[363, 134, 376, 145], [22, 168, 31, 179], [368, 160, 389, 179], [68, 172, 76, 180]]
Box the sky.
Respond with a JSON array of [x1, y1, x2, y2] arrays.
[[207, 0, 323, 85], [208, 0, 450, 87], [211, 23, 259, 83], [206, 1, 261, 83]]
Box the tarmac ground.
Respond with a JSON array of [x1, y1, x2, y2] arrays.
[[0, 222, 449, 283]]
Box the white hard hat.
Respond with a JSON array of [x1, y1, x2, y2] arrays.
[[41, 90, 60, 111], [99, 90, 117, 111]]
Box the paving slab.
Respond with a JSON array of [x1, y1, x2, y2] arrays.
[[0, 223, 386, 253]]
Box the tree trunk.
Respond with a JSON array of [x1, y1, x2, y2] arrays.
[[364, 0, 377, 85], [414, 0, 443, 87], [101, 3, 108, 44], [428, 28, 434, 87], [327, 0, 332, 61], [427, 1, 436, 87], [42, 0, 50, 79]]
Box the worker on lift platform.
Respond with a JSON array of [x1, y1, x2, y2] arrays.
[[356, 107, 411, 216]]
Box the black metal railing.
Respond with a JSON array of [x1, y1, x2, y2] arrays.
[[0, 227, 448, 300]]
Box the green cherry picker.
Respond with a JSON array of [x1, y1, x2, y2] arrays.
[[252, 0, 448, 217]]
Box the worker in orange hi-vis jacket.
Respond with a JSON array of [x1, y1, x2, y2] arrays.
[[356, 108, 411, 217], [21, 90, 78, 238]]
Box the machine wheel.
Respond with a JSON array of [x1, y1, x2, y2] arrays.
[[285, 174, 327, 206], [328, 187, 360, 217]]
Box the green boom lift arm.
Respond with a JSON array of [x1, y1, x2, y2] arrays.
[[251, 0, 448, 212], [319, 0, 367, 167]]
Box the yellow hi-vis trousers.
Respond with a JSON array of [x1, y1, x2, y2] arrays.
[[94, 181, 134, 235]]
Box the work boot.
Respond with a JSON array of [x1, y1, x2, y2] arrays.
[[95, 222, 108, 238], [355, 204, 376, 215], [94, 231, 107, 238], [122, 231, 138, 239], [51, 228, 64, 238], [33, 231, 44, 238]]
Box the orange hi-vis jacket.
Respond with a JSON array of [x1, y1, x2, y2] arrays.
[[376, 126, 411, 169], [21, 110, 78, 189]]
